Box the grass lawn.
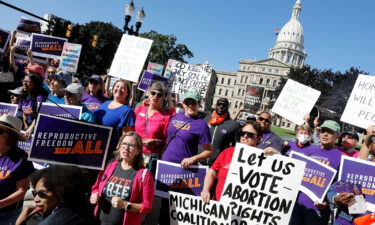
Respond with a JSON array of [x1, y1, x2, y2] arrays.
[[271, 126, 296, 139]]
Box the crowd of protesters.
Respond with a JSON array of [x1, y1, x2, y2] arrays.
[[0, 30, 375, 225]]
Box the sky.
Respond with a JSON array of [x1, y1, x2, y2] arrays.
[[1, 0, 374, 75]]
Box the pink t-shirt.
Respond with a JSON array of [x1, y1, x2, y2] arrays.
[[134, 105, 173, 154], [339, 148, 360, 158]]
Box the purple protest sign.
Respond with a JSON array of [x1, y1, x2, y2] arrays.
[[31, 33, 67, 59], [39, 102, 82, 119], [339, 156, 375, 212], [0, 28, 10, 53], [17, 134, 33, 152], [290, 151, 337, 203], [28, 114, 113, 170], [17, 17, 41, 34], [14, 37, 47, 64], [155, 160, 208, 198], [138, 71, 169, 92], [0, 102, 18, 117]]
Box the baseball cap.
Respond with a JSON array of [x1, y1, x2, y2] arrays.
[[320, 120, 341, 133], [63, 83, 85, 96], [342, 131, 359, 140], [183, 91, 201, 102], [49, 71, 72, 87], [26, 65, 44, 78], [88, 74, 103, 84], [8, 87, 23, 95]]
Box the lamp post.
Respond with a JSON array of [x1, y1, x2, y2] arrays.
[[123, 0, 145, 36]]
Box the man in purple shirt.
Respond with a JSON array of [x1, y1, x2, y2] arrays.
[[256, 112, 283, 152], [290, 120, 342, 225]]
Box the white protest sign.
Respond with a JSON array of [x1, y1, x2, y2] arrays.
[[165, 59, 212, 98], [60, 42, 82, 73], [169, 191, 232, 225], [272, 79, 321, 125], [220, 143, 305, 225], [109, 34, 153, 82], [341, 74, 375, 129]]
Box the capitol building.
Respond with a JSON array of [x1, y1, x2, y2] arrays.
[[211, 0, 307, 130]]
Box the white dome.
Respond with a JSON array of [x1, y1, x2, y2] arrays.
[[276, 19, 304, 47]]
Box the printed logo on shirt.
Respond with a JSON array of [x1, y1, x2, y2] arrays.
[[84, 102, 100, 111], [103, 175, 132, 200], [0, 168, 11, 180], [139, 113, 146, 117], [309, 155, 330, 166], [23, 106, 33, 114], [172, 120, 191, 130]]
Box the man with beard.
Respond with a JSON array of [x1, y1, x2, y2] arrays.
[[199, 98, 240, 166]]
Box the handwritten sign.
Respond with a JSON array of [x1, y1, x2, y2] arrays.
[[147, 62, 164, 76], [0, 28, 10, 53], [109, 34, 153, 82], [17, 17, 41, 34], [31, 33, 67, 59], [272, 79, 321, 125], [165, 59, 212, 98], [138, 71, 169, 92], [244, 85, 265, 114], [220, 143, 305, 225], [60, 42, 82, 73], [341, 74, 375, 129]]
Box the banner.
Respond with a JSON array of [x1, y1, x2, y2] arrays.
[[28, 114, 112, 170], [17, 134, 33, 152], [147, 62, 164, 76], [14, 36, 47, 64], [338, 156, 375, 212], [155, 160, 208, 198], [341, 74, 375, 129], [39, 102, 82, 119], [138, 71, 169, 92], [31, 33, 67, 59], [60, 42, 82, 73], [169, 191, 232, 225], [0, 28, 10, 53], [220, 143, 305, 225], [109, 34, 153, 82], [243, 85, 265, 114], [165, 59, 212, 98], [17, 17, 41, 34], [0, 102, 18, 117], [272, 79, 321, 125], [290, 151, 337, 203]]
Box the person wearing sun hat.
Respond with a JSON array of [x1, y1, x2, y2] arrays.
[[0, 114, 34, 224]]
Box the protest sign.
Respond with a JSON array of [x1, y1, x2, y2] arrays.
[[165, 59, 213, 98], [17, 134, 33, 152], [272, 79, 321, 125], [290, 151, 337, 203], [341, 74, 375, 129], [39, 102, 82, 119], [109, 34, 153, 82], [243, 85, 265, 114], [155, 160, 208, 198], [31, 33, 67, 59], [15, 36, 47, 64], [220, 143, 305, 225], [60, 42, 82, 73], [28, 114, 112, 170], [147, 62, 164, 76], [338, 156, 375, 212], [169, 191, 232, 225], [17, 17, 41, 34], [138, 71, 169, 92], [0, 28, 10, 53], [0, 102, 18, 117]]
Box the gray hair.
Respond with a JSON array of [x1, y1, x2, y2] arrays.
[[148, 82, 166, 96]]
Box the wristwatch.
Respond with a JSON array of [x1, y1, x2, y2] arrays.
[[125, 202, 132, 211]]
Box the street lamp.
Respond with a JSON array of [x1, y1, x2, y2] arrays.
[[123, 0, 145, 36]]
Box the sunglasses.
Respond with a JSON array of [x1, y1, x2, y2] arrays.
[[184, 99, 198, 106], [320, 127, 335, 134], [258, 117, 271, 124], [217, 103, 228, 108], [240, 131, 257, 138], [64, 91, 74, 97], [32, 190, 49, 199], [150, 91, 163, 98]]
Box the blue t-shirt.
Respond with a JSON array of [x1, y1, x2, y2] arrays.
[[46, 93, 65, 104]]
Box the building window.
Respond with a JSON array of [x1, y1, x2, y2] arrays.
[[268, 68, 272, 73], [240, 76, 243, 83], [287, 123, 291, 128], [266, 79, 270, 86], [237, 89, 241, 96], [225, 90, 228, 96], [262, 68, 265, 72], [259, 78, 263, 85], [282, 122, 285, 126], [221, 77, 224, 84], [227, 78, 231, 85], [219, 89, 222, 95], [245, 76, 248, 83], [235, 101, 238, 109], [242, 89, 245, 96], [273, 80, 277, 87]]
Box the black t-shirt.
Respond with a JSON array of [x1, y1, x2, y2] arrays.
[[99, 163, 137, 225]]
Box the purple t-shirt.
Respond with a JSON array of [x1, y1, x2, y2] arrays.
[[285, 141, 310, 156], [161, 112, 212, 163], [82, 92, 104, 112], [0, 147, 34, 212], [297, 145, 342, 210], [18, 94, 47, 125]]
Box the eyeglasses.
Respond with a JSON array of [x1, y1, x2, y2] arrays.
[[120, 142, 137, 151], [32, 190, 49, 199], [258, 117, 271, 124], [184, 99, 198, 106], [320, 127, 335, 134], [64, 91, 74, 97], [46, 71, 55, 75], [150, 91, 163, 98], [240, 131, 257, 138], [217, 103, 228, 108]]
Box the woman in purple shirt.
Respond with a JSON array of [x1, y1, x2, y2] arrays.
[[82, 75, 107, 112]]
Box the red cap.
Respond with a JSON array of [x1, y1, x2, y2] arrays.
[[26, 65, 44, 78]]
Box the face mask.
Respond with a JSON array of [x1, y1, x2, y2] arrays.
[[297, 134, 310, 145], [176, 108, 184, 114]]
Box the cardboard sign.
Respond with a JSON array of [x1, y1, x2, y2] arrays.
[[0, 102, 18, 117], [0, 28, 11, 53], [165, 59, 212, 98], [244, 85, 265, 114], [60, 42, 82, 73], [39, 102, 82, 119], [155, 160, 208, 198], [290, 151, 337, 203], [272, 79, 321, 125], [147, 62, 164, 76], [31, 33, 67, 59], [28, 114, 112, 170], [220, 143, 305, 225], [169, 191, 232, 225], [338, 156, 375, 212], [138, 71, 169, 92], [17, 17, 41, 34], [109, 34, 153, 82], [341, 74, 375, 129]]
